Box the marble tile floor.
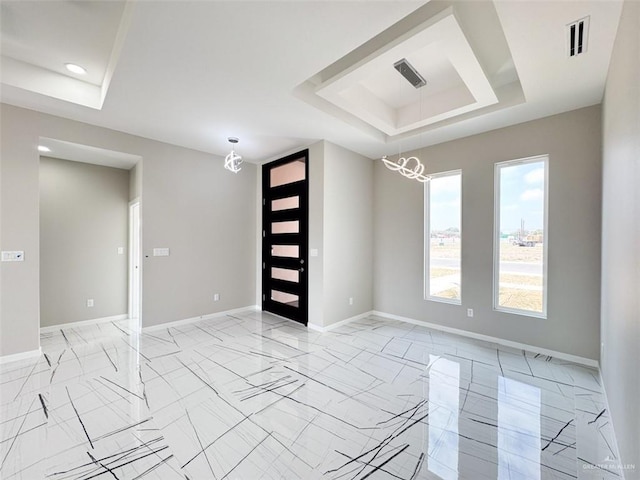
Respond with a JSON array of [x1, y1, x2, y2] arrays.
[[0, 310, 626, 479]]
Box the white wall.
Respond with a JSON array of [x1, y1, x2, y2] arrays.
[[0, 103, 257, 356], [374, 106, 602, 360], [601, 0, 640, 474], [39, 157, 129, 327]]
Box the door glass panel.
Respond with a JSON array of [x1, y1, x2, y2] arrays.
[[271, 290, 299, 307], [272, 220, 299, 234], [272, 196, 299, 212], [270, 160, 306, 188], [263, 150, 308, 325], [272, 245, 299, 258], [272, 267, 299, 283]]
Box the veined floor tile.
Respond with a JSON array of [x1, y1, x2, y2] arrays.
[[0, 393, 48, 479], [0, 312, 626, 479], [0, 356, 50, 407]]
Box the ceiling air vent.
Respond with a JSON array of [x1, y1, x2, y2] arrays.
[[393, 58, 426, 88], [567, 16, 590, 57]]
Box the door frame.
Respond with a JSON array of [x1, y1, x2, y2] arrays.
[[261, 150, 309, 325], [128, 199, 141, 325]]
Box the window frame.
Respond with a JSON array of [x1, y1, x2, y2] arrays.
[[424, 169, 463, 305], [493, 155, 549, 319]]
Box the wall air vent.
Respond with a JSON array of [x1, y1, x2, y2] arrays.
[[393, 58, 426, 88], [567, 16, 590, 57]]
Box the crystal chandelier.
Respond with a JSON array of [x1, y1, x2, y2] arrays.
[[224, 137, 243, 173]]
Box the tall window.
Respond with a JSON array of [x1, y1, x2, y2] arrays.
[[494, 156, 548, 317], [425, 170, 462, 303]]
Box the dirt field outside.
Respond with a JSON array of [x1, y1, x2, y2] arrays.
[[429, 239, 543, 311], [498, 288, 543, 312], [430, 267, 458, 278], [430, 239, 542, 263], [499, 274, 542, 287], [435, 287, 459, 300]]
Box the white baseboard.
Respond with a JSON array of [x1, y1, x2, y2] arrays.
[[0, 347, 42, 365], [142, 305, 259, 332], [40, 314, 129, 333], [372, 310, 599, 368], [308, 311, 374, 333]]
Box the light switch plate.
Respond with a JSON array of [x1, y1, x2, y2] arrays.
[[153, 248, 170, 257], [310, 248, 319, 257], [117, 247, 124, 255], [1, 251, 24, 262]]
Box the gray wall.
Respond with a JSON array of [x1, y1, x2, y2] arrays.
[[0, 105, 40, 356], [323, 141, 373, 327], [306, 140, 374, 329], [141, 141, 256, 326], [39, 157, 129, 327], [0, 103, 257, 356], [601, 0, 640, 474], [129, 161, 141, 201], [374, 106, 602, 360]]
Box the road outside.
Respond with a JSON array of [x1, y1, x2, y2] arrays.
[[429, 240, 543, 311]]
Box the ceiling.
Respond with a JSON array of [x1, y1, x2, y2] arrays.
[[0, 1, 131, 109], [39, 138, 141, 169], [0, 0, 624, 164]]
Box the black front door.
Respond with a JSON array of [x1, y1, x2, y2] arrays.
[[261, 150, 309, 325]]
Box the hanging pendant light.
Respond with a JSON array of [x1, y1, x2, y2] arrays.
[[224, 137, 243, 173], [381, 58, 430, 183], [381, 155, 430, 182]]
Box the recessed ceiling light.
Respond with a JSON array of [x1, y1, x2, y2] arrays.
[[65, 63, 87, 75], [38, 145, 51, 153]]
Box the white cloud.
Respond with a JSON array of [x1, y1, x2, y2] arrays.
[[501, 165, 518, 178], [520, 188, 544, 202], [432, 200, 461, 209], [524, 168, 545, 185], [430, 175, 460, 195]]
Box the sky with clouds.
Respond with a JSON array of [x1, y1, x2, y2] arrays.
[[430, 173, 461, 232], [428, 160, 546, 233], [499, 161, 546, 233]]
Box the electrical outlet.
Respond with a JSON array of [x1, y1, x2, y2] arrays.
[[213, 293, 220, 302], [117, 247, 124, 255], [87, 299, 94, 307], [349, 297, 354, 306], [467, 308, 473, 317]]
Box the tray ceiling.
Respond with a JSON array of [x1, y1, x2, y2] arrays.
[[0, 0, 132, 109], [310, 6, 505, 139], [0, 1, 624, 163]]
